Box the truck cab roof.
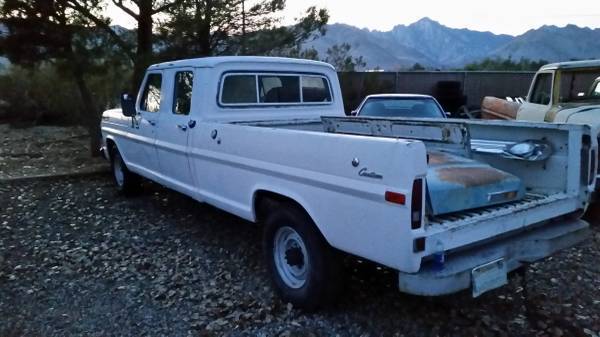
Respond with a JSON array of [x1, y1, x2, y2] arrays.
[[148, 56, 335, 70], [539, 59, 600, 71]]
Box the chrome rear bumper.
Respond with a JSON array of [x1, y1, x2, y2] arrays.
[[398, 218, 589, 296]]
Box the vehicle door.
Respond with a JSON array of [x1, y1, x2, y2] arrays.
[[517, 72, 554, 122], [127, 71, 163, 176], [155, 68, 196, 195]]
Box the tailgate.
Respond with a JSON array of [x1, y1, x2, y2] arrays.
[[322, 116, 596, 268]]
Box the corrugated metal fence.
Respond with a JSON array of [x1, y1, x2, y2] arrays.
[[338, 71, 536, 113]]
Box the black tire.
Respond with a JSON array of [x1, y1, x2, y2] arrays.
[[263, 204, 342, 311], [110, 148, 141, 195]]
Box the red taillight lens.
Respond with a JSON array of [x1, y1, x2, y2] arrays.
[[385, 191, 406, 205], [411, 178, 423, 229]]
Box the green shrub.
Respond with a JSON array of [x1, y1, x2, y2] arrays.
[[0, 64, 130, 126]]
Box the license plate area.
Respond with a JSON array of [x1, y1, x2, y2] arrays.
[[471, 258, 507, 297]]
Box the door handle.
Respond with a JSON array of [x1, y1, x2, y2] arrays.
[[177, 124, 188, 131], [147, 120, 156, 126]]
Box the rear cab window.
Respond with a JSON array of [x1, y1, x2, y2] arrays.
[[140, 73, 163, 112], [259, 75, 300, 103], [219, 73, 332, 107]]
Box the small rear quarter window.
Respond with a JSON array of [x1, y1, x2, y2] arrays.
[[302, 76, 331, 102], [222, 75, 257, 104]]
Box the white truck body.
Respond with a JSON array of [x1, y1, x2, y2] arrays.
[[101, 57, 594, 302]]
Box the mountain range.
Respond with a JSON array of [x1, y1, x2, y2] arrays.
[[304, 17, 600, 70], [2, 18, 600, 70]]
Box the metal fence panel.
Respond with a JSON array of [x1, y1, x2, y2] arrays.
[[338, 71, 536, 114]]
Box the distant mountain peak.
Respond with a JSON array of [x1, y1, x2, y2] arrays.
[[412, 17, 440, 26], [304, 18, 600, 70]]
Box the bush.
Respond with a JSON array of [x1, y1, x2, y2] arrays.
[[0, 65, 81, 125], [0, 64, 130, 126]]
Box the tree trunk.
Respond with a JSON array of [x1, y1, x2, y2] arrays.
[[71, 66, 101, 157], [132, 0, 154, 93], [196, 0, 213, 56]]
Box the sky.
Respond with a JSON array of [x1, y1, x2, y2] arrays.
[[107, 0, 600, 36]]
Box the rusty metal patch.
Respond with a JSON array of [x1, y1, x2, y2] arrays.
[[435, 167, 512, 187], [428, 152, 453, 165], [428, 151, 471, 165]]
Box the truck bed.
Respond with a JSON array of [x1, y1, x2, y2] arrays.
[[240, 116, 593, 256]]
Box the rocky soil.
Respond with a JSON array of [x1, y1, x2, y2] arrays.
[[1, 175, 599, 337], [0, 124, 108, 180]]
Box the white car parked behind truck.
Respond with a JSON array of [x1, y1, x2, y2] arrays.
[[101, 56, 594, 310]]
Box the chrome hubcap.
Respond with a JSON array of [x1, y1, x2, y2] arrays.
[[273, 226, 308, 289]]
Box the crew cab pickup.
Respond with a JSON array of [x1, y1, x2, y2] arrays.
[[101, 56, 594, 310]]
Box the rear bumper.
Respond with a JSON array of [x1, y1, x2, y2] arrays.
[[398, 218, 590, 296]]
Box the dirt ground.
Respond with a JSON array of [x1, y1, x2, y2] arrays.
[[0, 125, 599, 337], [0, 124, 108, 180]]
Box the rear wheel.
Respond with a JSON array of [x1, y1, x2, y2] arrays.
[[111, 148, 140, 195], [263, 204, 342, 311]]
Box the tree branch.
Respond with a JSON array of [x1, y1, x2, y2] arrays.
[[65, 1, 135, 62], [152, 0, 184, 15], [112, 0, 139, 19]]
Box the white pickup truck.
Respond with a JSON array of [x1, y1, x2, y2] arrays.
[[101, 56, 594, 310]]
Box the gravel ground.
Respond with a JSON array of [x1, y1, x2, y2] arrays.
[[1, 175, 599, 337], [0, 124, 108, 180]]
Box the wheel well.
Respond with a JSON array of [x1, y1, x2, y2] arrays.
[[253, 190, 310, 224], [106, 138, 117, 160]]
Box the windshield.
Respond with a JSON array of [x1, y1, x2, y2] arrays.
[[558, 71, 600, 103], [358, 97, 445, 118]]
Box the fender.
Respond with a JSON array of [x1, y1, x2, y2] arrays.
[[103, 133, 134, 169]]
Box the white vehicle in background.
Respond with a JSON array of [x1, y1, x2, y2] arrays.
[[100, 56, 594, 310], [352, 94, 447, 118]]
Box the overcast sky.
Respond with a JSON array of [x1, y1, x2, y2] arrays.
[[107, 0, 600, 36]]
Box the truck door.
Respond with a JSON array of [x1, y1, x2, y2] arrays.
[[125, 71, 162, 175], [155, 68, 195, 195], [517, 72, 554, 122]]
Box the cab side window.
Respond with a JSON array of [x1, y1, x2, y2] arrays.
[[140, 73, 162, 112], [222, 75, 257, 104], [173, 71, 193, 115], [530, 73, 552, 105]]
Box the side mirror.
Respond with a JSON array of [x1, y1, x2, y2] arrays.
[[121, 93, 137, 117]]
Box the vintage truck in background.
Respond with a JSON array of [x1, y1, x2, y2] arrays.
[[481, 60, 600, 125], [481, 60, 600, 188], [101, 56, 594, 310]]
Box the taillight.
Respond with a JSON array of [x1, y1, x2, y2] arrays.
[[411, 178, 423, 229], [385, 191, 406, 205]]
